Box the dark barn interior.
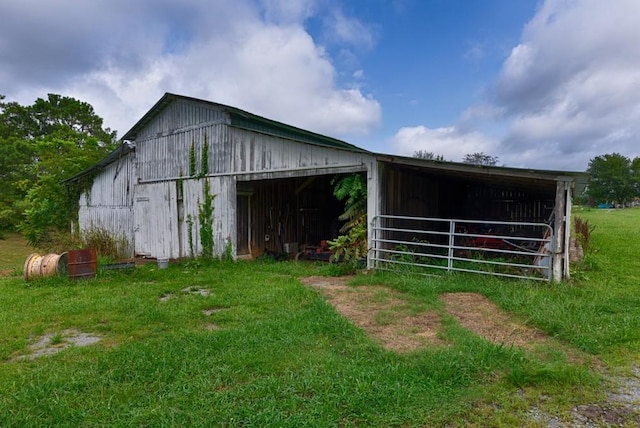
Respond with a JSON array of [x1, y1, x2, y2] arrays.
[[235, 157, 569, 272], [236, 174, 353, 258], [381, 162, 558, 223], [377, 161, 561, 255]]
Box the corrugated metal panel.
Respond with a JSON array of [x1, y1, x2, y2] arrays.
[[133, 182, 179, 258], [135, 98, 229, 141], [78, 206, 134, 256], [180, 177, 234, 258], [137, 124, 229, 182], [228, 127, 369, 174], [81, 153, 134, 207], [77, 153, 136, 257]]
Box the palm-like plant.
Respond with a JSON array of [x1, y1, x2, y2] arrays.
[[328, 174, 367, 267]]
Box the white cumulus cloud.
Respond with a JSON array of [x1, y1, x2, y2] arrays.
[[390, 125, 498, 162], [0, 0, 380, 139], [389, 0, 640, 171], [495, 0, 640, 169]]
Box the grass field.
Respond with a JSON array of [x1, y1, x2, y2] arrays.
[[0, 232, 37, 274], [0, 208, 639, 426]]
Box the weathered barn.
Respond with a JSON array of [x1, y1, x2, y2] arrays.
[[66, 93, 585, 281]]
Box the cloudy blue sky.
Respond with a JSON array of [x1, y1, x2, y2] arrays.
[[2, 0, 639, 171]]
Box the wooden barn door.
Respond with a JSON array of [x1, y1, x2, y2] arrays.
[[236, 193, 251, 256], [133, 182, 179, 259]]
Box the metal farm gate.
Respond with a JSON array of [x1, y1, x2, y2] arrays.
[[370, 215, 553, 281]]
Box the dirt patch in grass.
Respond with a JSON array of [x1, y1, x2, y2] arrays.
[[0, 269, 14, 277], [301, 276, 445, 353], [182, 286, 210, 296], [160, 287, 212, 302], [302, 276, 557, 353], [440, 292, 551, 350], [12, 329, 101, 361], [302, 277, 580, 357]]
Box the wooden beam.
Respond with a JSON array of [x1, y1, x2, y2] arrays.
[[367, 160, 382, 269], [296, 176, 316, 194], [552, 181, 567, 282]]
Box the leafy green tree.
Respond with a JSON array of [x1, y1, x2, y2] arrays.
[[587, 153, 636, 207], [632, 157, 640, 196], [463, 152, 499, 166], [413, 150, 446, 161], [0, 97, 37, 232], [0, 94, 117, 246]]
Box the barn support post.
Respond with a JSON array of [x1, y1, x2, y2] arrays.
[[563, 182, 573, 280], [367, 160, 382, 269], [552, 180, 571, 282]]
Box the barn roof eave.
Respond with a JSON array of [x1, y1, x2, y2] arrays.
[[62, 141, 135, 184], [375, 153, 588, 192]]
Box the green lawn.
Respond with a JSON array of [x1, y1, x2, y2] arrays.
[[0, 232, 37, 273], [0, 208, 639, 426]]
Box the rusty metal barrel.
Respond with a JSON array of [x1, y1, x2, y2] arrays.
[[67, 248, 97, 279]]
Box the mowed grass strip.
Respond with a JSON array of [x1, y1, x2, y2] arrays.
[[1, 208, 639, 426]]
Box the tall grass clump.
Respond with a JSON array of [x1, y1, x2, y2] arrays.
[[573, 216, 595, 254], [81, 226, 130, 261]]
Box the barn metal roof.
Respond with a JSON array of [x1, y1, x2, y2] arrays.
[[375, 153, 588, 194]]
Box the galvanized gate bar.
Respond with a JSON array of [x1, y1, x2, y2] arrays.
[[370, 215, 553, 281]]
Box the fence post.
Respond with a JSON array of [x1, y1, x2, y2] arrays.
[[368, 216, 375, 269], [448, 220, 455, 272]]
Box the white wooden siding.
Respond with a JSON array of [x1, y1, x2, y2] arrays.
[[137, 124, 229, 182], [77, 153, 135, 256], [133, 182, 179, 258], [229, 128, 370, 175], [77, 206, 134, 256], [180, 177, 235, 259], [135, 99, 229, 141], [80, 154, 134, 207], [136, 123, 371, 183]]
